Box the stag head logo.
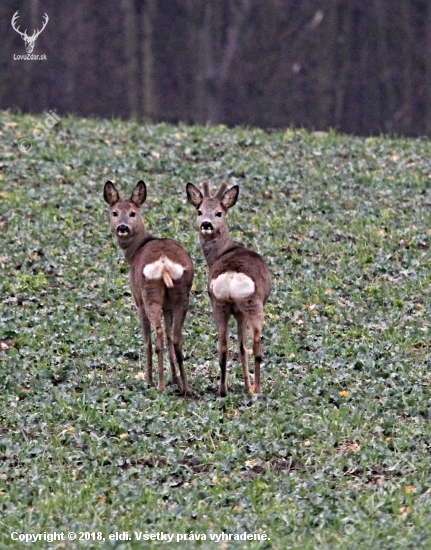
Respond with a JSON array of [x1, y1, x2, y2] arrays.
[[11, 11, 49, 54]]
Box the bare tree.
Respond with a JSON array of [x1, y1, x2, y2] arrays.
[[142, 0, 157, 121], [190, 0, 251, 124], [122, 0, 141, 121], [426, 2, 431, 134]]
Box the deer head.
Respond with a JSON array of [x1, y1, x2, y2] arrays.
[[12, 11, 49, 54], [103, 180, 147, 244], [186, 182, 239, 241]]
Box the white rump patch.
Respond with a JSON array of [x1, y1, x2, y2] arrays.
[[210, 271, 255, 302], [143, 255, 185, 282]]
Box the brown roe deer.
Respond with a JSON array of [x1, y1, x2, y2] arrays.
[[104, 180, 193, 395], [186, 182, 271, 396]]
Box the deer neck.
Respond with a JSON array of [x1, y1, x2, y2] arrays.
[[119, 226, 152, 265], [200, 229, 236, 269]]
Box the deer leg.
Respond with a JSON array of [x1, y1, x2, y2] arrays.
[[236, 313, 251, 392], [172, 306, 193, 396], [249, 312, 264, 394], [213, 305, 230, 397], [137, 305, 153, 385], [145, 299, 165, 392], [154, 319, 165, 392], [163, 308, 180, 388]]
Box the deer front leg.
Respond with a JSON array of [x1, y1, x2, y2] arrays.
[[137, 305, 153, 385]]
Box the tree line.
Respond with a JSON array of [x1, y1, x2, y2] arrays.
[[2, 0, 431, 136]]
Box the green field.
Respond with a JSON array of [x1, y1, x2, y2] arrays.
[[1, 112, 431, 549]]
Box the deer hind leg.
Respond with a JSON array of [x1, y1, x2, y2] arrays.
[[163, 308, 180, 388], [236, 312, 251, 392], [213, 304, 230, 397], [172, 305, 193, 396], [144, 296, 165, 392], [248, 307, 265, 394], [137, 305, 153, 385]]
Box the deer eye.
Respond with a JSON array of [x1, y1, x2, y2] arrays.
[[216, 212, 222, 217], [130, 212, 136, 217], [112, 211, 118, 217], [198, 210, 203, 216]]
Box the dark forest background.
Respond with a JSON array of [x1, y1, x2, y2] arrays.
[[2, 0, 431, 137]]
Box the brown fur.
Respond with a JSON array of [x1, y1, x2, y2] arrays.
[[186, 181, 271, 396], [104, 180, 193, 395]]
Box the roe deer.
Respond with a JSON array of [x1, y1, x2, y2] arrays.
[[104, 180, 193, 395], [186, 182, 271, 396]]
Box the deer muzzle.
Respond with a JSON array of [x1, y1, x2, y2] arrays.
[[200, 221, 213, 234], [116, 224, 130, 237]]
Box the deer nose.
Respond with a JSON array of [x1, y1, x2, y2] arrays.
[[201, 221, 213, 231], [116, 224, 130, 235]]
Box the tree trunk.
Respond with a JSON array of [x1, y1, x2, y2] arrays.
[[317, 1, 338, 129], [122, 0, 141, 121], [426, 2, 431, 134], [142, 0, 157, 122], [373, 0, 397, 132], [193, 0, 251, 125]]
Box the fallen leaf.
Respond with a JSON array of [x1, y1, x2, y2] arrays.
[[399, 506, 411, 519]]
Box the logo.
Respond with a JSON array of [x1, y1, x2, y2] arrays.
[[12, 10, 48, 59]]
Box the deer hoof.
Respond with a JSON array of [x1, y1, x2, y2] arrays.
[[169, 376, 180, 387], [216, 385, 228, 397], [182, 385, 194, 397]]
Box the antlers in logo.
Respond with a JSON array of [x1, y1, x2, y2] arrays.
[[11, 11, 49, 54]]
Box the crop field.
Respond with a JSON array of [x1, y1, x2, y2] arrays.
[[1, 112, 431, 549]]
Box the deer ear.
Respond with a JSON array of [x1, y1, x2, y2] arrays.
[[221, 185, 239, 210], [131, 180, 147, 207], [186, 183, 203, 209], [104, 181, 120, 206]]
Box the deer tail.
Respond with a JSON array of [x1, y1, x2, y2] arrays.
[[162, 268, 174, 288]]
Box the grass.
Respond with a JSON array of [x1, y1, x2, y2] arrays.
[[1, 112, 431, 549]]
